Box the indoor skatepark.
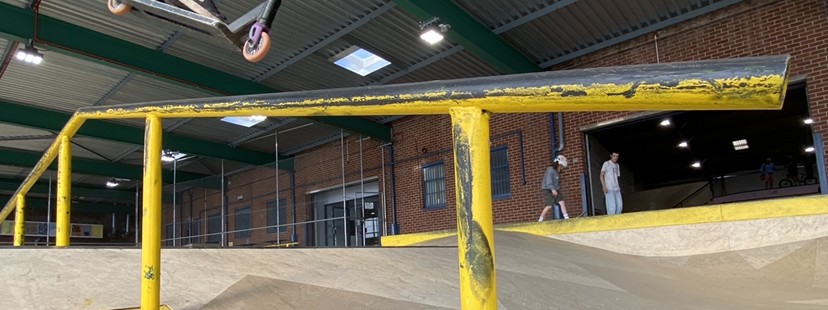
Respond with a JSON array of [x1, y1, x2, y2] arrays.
[[1, 1, 827, 309]]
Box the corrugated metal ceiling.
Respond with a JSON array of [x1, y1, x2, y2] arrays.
[[0, 122, 52, 137], [41, 0, 181, 51], [0, 49, 126, 113]]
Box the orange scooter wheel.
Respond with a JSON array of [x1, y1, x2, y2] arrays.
[[108, 0, 132, 16], [243, 32, 271, 63]]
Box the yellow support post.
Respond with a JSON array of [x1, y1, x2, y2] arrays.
[[13, 194, 25, 246], [117, 114, 171, 309], [141, 114, 163, 310], [56, 136, 72, 247], [449, 107, 496, 309]]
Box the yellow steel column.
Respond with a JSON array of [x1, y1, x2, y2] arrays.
[[449, 107, 496, 309], [141, 114, 163, 310], [13, 194, 25, 246], [56, 136, 72, 247]]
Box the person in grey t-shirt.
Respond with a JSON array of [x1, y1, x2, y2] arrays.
[[601, 152, 623, 215], [538, 155, 570, 221]]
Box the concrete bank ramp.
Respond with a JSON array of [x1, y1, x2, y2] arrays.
[[2, 231, 826, 309]]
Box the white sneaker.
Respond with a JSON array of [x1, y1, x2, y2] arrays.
[[538, 217, 544, 222]]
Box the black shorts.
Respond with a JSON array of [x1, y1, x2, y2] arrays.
[[542, 189, 563, 206]]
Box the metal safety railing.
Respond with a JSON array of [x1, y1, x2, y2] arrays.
[[0, 56, 790, 310]]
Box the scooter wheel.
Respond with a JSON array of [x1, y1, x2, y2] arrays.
[[243, 32, 271, 63], [108, 0, 131, 16]]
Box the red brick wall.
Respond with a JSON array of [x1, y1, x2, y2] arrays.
[[390, 113, 556, 233], [549, 0, 828, 220]]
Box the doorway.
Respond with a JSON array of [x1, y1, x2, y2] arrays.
[[322, 194, 380, 247], [584, 83, 820, 214]]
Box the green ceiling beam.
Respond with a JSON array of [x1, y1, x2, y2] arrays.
[[392, 0, 539, 74], [0, 196, 133, 214], [0, 100, 294, 171], [0, 148, 206, 183], [0, 2, 390, 142], [0, 178, 134, 202]]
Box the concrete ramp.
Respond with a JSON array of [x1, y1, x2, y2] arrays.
[[2, 231, 827, 309]]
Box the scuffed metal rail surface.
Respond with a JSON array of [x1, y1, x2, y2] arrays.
[[77, 56, 790, 119]]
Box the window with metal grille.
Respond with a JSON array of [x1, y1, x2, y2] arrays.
[[423, 162, 446, 209], [207, 212, 221, 243], [491, 147, 511, 199], [267, 199, 288, 234], [235, 207, 251, 238]]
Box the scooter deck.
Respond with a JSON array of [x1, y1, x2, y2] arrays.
[[123, 0, 246, 50]]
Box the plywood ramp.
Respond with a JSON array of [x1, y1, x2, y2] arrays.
[[2, 230, 827, 309]]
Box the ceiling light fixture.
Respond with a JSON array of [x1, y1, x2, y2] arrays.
[[419, 17, 450, 45], [106, 177, 132, 188], [15, 41, 43, 65], [805, 146, 815, 153], [691, 161, 701, 168], [161, 150, 187, 162], [732, 139, 749, 151], [105, 178, 119, 188], [804, 118, 813, 125], [678, 141, 688, 148], [659, 119, 671, 127]]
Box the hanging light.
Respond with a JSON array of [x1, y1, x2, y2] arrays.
[[419, 17, 450, 45], [161, 151, 176, 162], [162, 150, 188, 162], [15, 42, 43, 65], [106, 178, 120, 188]]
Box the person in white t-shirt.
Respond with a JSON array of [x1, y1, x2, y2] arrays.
[[600, 152, 623, 215]]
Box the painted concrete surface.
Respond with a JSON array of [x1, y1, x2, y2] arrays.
[[2, 231, 827, 309]]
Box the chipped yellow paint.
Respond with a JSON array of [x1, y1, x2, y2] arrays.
[[141, 114, 163, 310], [75, 74, 786, 120], [450, 107, 496, 310], [13, 194, 24, 246], [56, 136, 72, 247]]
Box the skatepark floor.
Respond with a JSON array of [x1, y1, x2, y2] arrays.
[[2, 231, 826, 309]]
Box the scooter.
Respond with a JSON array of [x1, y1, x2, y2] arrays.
[[106, 0, 281, 63]]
